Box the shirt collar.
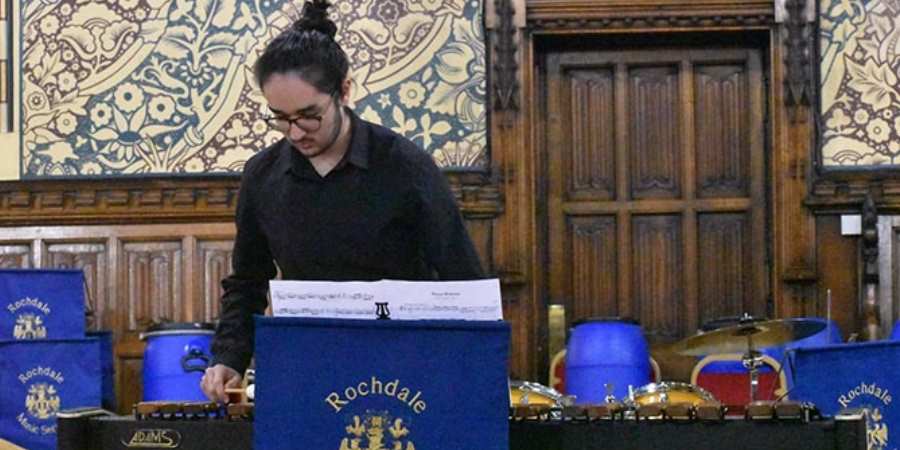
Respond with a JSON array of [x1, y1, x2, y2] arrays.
[[277, 107, 370, 178]]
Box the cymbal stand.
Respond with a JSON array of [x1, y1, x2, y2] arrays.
[[739, 327, 764, 402]]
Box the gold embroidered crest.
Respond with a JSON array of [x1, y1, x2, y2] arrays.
[[866, 408, 889, 450], [25, 383, 60, 420], [14, 313, 47, 339], [339, 411, 416, 450]]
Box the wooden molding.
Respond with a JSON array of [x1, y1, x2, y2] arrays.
[[492, 0, 521, 111], [527, 0, 774, 30], [0, 178, 240, 225], [783, 0, 813, 113], [808, 178, 900, 213], [0, 175, 504, 225]]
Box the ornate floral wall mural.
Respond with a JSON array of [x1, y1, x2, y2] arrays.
[[19, 0, 486, 178], [820, 0, 900, 167]]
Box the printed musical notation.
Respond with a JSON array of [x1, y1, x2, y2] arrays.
[[270, 279, 502, 321]]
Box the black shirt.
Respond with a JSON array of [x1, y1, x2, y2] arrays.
[[211, 109, 484, 373]]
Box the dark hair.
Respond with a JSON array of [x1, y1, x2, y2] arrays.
[[253, 0, 349, 95]]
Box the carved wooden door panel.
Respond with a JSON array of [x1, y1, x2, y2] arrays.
[[543, 46, 769, 343]]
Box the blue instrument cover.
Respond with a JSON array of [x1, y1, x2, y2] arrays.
[[254, 317, 510, 450]]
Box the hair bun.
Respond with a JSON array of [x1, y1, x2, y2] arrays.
[[295, 0, 337, 39]]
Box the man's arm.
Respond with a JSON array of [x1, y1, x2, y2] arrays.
[[416, 153, 485, 280], [210, 173, 276, 375]]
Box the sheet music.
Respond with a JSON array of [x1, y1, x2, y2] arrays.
[[270, 279, 502, 321], [270, 280, 384, 320]]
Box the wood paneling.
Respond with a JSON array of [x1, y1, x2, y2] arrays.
[[0, 244, 31, 268], [629, 66, 681, 199], [815, 216, 859, 339], [195, 240, 233, 323], [569, 69, 616, 200], [569, 216, 618, 318], [695, 65, 749, 198], [544, 44, 768, 359], [122, 241, 183, 332], [697, 213, 756, 323], [632, 215, 683, 339], [44, 242, 109, 329]]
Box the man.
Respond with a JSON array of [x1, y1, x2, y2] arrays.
[[201, 0, 484, 402]]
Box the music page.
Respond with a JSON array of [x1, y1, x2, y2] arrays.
[[269, 278, 502, 321]]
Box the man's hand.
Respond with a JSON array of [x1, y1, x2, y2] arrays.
[[201, 364, 242, 403]]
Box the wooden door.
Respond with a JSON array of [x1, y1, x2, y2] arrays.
[[543, 45, 769, 344]]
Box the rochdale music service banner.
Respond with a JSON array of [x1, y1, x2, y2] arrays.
[[790, 341, 900, 450], [0, 269, 86, 340], [0, 339, 102, 450], [254, 317, 510, 450]]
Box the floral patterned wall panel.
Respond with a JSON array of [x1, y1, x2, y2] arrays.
[[20, 0, 486, 178], [820, 0, 900, 167]]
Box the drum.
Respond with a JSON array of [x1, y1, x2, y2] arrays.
[[566, 318, 650, 404], [509, 380, 563, 407], [629, 382, 716, 407], [892, 320, 900, 340], [141, 322, 214, 401]]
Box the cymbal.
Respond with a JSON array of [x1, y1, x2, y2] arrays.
[[671, 318, 827, 356]]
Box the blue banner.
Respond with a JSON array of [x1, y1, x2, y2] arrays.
[[0, 270, 86, 340], [790, 341, 900, 450], [0, 339, 102, 450], [254, 317, 510, 450]]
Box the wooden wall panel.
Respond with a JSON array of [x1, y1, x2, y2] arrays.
[[815, 215, 859, 338], [465, 218, 495, 274], [632, 215, 683, 339], [195, 240, 233, 323], [694, 64, 749, 198], [0, 244, 31, 268], [569, 69, 616, 200], [697, 213, 755, 325], [629, 66, 681, 200], [569, 216, 618, 318], [44, 242, 109, 330], [122, 241, 184, 332]]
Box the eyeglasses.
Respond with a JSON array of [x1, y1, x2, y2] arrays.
[[263, 96, 336, 133]]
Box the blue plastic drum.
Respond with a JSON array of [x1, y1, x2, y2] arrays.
[[566, 318, 650, 404], [890, 320, 900, 340], [141, 322, 215, 401]]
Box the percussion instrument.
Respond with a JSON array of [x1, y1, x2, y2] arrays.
[[670, 317, 828, 357], [510, 380, 564, 407], [566, 318, 650, 404], [627, 382, 718, 420], [140, 322, 215, 402], [57, 402, 867, 450], [628, 382, 716, 407]]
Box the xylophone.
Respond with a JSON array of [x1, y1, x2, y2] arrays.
[[57, 400, 868, 450]]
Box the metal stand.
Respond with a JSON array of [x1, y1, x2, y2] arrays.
[[741, 350, 765, 402], [736, 316, 764, 402]]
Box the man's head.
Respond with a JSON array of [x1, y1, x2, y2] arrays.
[[254, 0, 350, 158]]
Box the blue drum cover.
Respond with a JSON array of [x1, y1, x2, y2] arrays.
[[254, 317, 510, 450], [566, 320, 650, 403], [142, 330, 213, 401], [0, 339, 101, 450], [790, 341, 900, 450], [0, 269, 86, 340]]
